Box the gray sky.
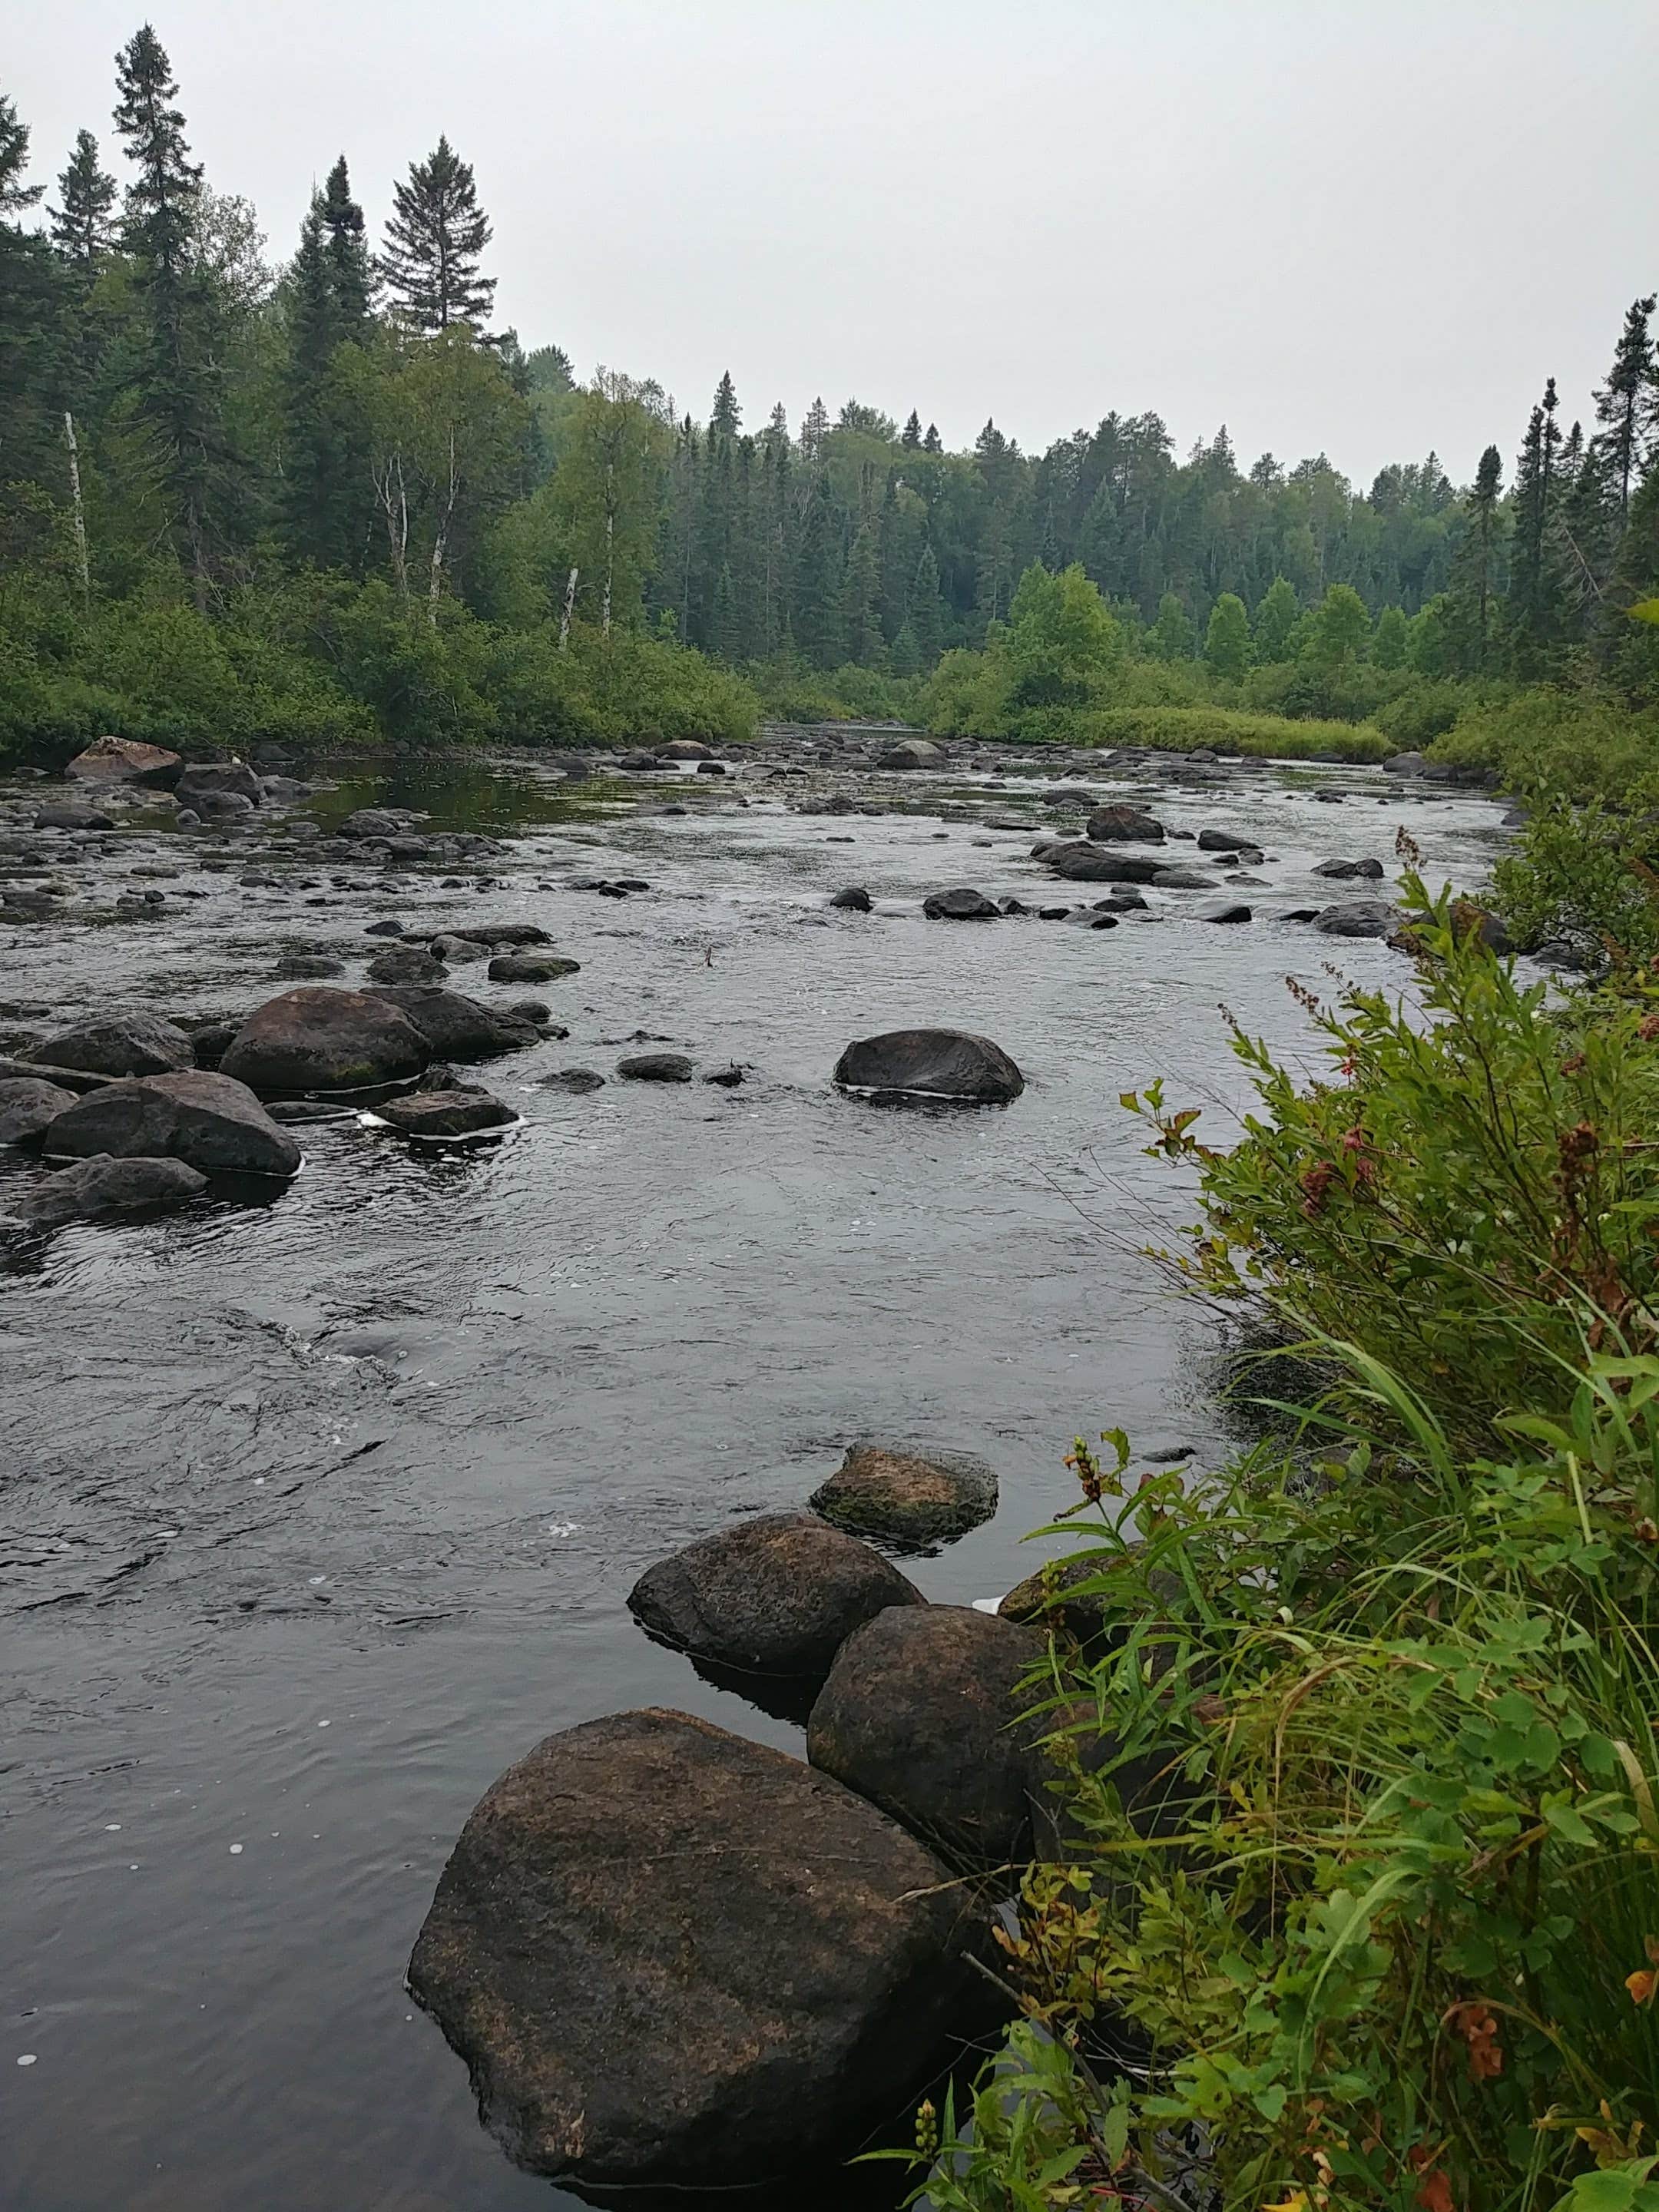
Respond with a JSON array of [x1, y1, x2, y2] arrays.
[[15, 2, 1659, 487]]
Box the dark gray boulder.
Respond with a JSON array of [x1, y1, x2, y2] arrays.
[[29, 1012, 194, 1079], [407, 1709, 1000, 2190], [365, 985, 541, 1063], [1198, 902, 1252, 923], [443, 922, 552, 947], [17, 1152, 207, 1225], [656, 739, 713, 760], [877, 738, 942, 768], [810, 1440, 998, 1550], [0, 1078, 76, 1147], [366, 944, 447, 985], [1312, 857, 1385, 879], [627, 1512, 924, 1681], [806, 1605, 1044, 1868], [617, 1051, 694, 1082], [487, 951, 580, 984], [1085, 805, 1165, 843], [339, 807, 403, 840], [922, 887, 1000, 920], [375, 1089, 515, 1138], [34, 803, 115, 831], [833, 1028, 1022, 1104], [1314, 899, 1396, 939], [43, 1070, 302, 1177], [1197, 827, 1260, 853], [1384, 750, 1429, 777], [1041, 843, 1162, 885], [220, 987, 429, 1094], [830, 886, 872, 912], [273, 952, 346, 980], [538, 1068, 604, 1094], [1151, 864, 1221, 889], [428, 933, 488, 964], [176, 760, 262, 808]]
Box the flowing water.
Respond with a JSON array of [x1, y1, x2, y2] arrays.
[[0, 740, 1509, 2210]]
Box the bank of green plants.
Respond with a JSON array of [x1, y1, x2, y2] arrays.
[[886, 888, 1659, 2212]]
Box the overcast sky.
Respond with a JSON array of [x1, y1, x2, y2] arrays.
[[14, 2, 1659, 486]]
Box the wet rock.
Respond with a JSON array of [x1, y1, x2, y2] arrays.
[[340, 807, 404, 839], [806, 1606, 1043, 1869], [273, 952, 346, 979], [655, 739, 713, 760], [444, 922, 551, 948], [183, 1018, 241, 1071], [1196, 827, 1260, 853], [704, 1064, 745, 1088], [429, 932, 488, 964], [35, 803, 115, 832], [810, 1441, 998, 1550], [1041, 842, 1162, 885], [618, 750, 658, 770], [628, 1512, 924, 1681], [364, 918, 404, 937], [366, 985, 541, 1063], [197, 789, 254, 818], [374, 1089, 515, 1138], [1085, 805, 1165, 843], [43, 1069, 302, 1178], [696, 759, 729, 776], [538, 1068, 604, 1093], [366, 943, 447, 985], [406, 1708, 999, 2190], [1198, 901, 1252, 923], [0, 1078, 76, 1147], [830, 886, 872, 912], [617, 1051, 695, 1082], [1313, 899, 1396, 939], [487, 951, 580, 984], [1150, 864, 1221, 889], [1038, 906, 1071, 920], [922, 886, 1001, 920], [999, 1555, 1131, 1646], [833, 1028, 1023, 1105], [176, 760, 262, 809], [1066, 907, 1120, 930], [16, 1152, 207, 1225], [67, 737, 182, 786], [877, 738, 943, 768], [1310, 857, 1384, 884], [1384, 750, 1429, 776], [29, 1011, 195, 1079], [220, 987, 429, 1094]]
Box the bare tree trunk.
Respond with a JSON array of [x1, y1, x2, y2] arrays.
[[602, 478, 615, 644], [375, 453, 410, 608], [64, 412, 90, 610], [429, 427, 457, 631], [558, 566, 578, 652]]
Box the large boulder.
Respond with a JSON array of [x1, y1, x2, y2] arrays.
[[1313, 899, 1396, 939], [67, 737, 182, 786], [656, 739, 713, 761], [833, 1028, 1023, 1104], [41, 1070, 301, 1177], [366, 944, 446, 985], [34, 803, 114, 831], [806, 1606, 1044, 1869], [1384, 750, 1429, 777], [1085, 805, 1165, 843], [1041, 842, 1162, 885], [1313, 856, 1384, 879], [220, 987, 429, 1094], [922, 887, 1001, 920], [877, 738, 942, 769], [339, 806, 403, 840], [1196, 826, 1260, 853], [28, 1011, 194, 1079], [175, 760, 262, 808], [442, 922, 552, 948], [830, 886, 872, 912], [617, 1051, 695, 1082], [627, 1512, 924, 1684], [810, 1441, 998, 1550], [487, 951, 580, 984], [365, 985, 541, 1064], [0, 1078, 76, 1147], [16, 1153, 207, 1226], [407, 1710, 1000, 2190]]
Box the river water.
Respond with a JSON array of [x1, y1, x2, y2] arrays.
[[0, 737, 1508, 2210]]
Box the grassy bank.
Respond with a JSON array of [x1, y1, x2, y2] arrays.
[[1020, 702, 1394, 762]]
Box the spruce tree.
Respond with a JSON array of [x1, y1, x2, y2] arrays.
[[922, 422, 942, 455], [320, 155, 373, 328], [712, 561, 739, 660], [710, 370, 740, 436], [1593, 295, 1658, 527], [901, 409, 922, 450], [1203, 591, 1252, 680], [0, 91, 41, 220], [50, 128, 117, 273], [793, 473, 843, 666], [839, 522, 882, 666], [1509, 379, 1570, 672], [379, 135, 495, 332], [282, 161, 373, 569], [909, 543, 944, 663], [1444, 445, 1503, 674], [0, 89, 61, 510], [799, 395, 829, 465]]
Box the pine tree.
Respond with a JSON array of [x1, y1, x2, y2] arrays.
[[1509, 379, 1570, 673], [379, 135, 495, 333], [711, 561, 739, 660], [922, 422, 942, 455], [901, 409, 922, 450], [0, 89, 61, 512], [49, 128, 117, 273], [909, 543, 944, 663], [282, 160, 374, 569], [0, 92, 41, 220], [710, 370, 740, 436], [1593, 296, 1658, 527], [793, 472, 843, 667], [764, 399, 789, 451], [1442, 445, 1504, 674], [799, 395, 829, 465], [320, 155, 373, 328], [839, 522, 882, 666]]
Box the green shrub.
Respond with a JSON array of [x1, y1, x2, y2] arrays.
[[1493, 800, 1659, 968], [1435, 690, 1659, 808], [1071, 704, 1390, 760]]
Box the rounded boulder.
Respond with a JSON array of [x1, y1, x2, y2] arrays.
[[832, 1028, 1023, 1104], [219, 987, 429, 1094], [810, 1440, 998, 1550], [42, 1070, 302, 1177]]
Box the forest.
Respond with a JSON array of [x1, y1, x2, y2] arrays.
[[0, 27, 1657, 777]]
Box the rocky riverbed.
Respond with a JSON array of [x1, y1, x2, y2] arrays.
[[0, 726, 1512, 2208]]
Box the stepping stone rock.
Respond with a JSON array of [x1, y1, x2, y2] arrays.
[[1313, 899, 1396, 939], [1085, 805, 1165, 843], [367, 944, 447, 985], [1312, 857, 1385, 879], [810, 1440, 998, 1550], [830, 886, 871, 912]]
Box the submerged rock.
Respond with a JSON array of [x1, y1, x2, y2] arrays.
[[17, 1152, 207, 1225], [628, 1512, 923, 1681], [407, 1708, 998, 2190], [42, 1070, 301, 1177], [375, 1089, 515, 1138], [0, 1078, 76, 1147], [365, 985, 541, 1063], [810, 1440, 998, 1549], [832, 1028, 1023, 1104], [29, 1012, 195, 1080], [220, 987, 429, 1094], [538, 1068, 605, 1093], [617, 1051, 694, 1082], [830, 886, 872, 912], [806, 1605, 1044, 1869]]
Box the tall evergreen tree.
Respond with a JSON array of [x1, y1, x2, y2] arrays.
[[839, 521, 882, 666], [922, 422, 942, 455], [379, 135, 495, 333], [1253, 576, 1300, 660], [793, 472, 843, 666], [909, 542, 944, 662], [1593, 296, 1658, 527], [1445, 445, 1504, 673], [710, 370, 740, 436], [49, 128, 118, 273], [1509, 379, 1570, 671], [900, 409, 922, 450], [799, 395, 829, 465], [282, 159, 374, 569], [0, 89, 62, 515], [320, 155, 373, 327]]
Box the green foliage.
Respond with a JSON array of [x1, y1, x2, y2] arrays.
[[1492, 800, 1659, 969], [1002, 562, 1124, 708], [1205, 591, 1254, 681], [1435, 689, 1659, 809]]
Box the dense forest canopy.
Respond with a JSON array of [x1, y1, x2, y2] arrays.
[[0, 28, 1655, 760]]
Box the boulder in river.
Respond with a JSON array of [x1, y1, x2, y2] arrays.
[[339, 807, 403, 840], [830, 886, 872, 912], [407, 1708, 1000, 2190], [877, 738, 942, 768], [628, 1512, 924, 1683], [810, 1440, 998, 1550], [1041, 842, 1162, 885], [617, 1051, 694, 1082], [486, 951, 580, 984], [273, 952, 346, 980], [833, 1028, 1023, 1105], [16, 1152, 207, 1226], [655, 739, 713, 760], [1196, 826, 1260, 853], [922, 887, 1001, 920], [1312, 857, 1385, 879], [366, 985, 541, 1064], [220, 986, 429, 1094], [42, 1069, 302, 1178], [1150, 864, 1221, 889], [0, 1078, 76, 1147], [34, 802, 114, 831], [175, 760, 262, 808], [538, 1068, 605, 1094], [1198, 901, 1252, 923], [1085, 804, 1165, 843], [1384, 750, 1429, 776], [806, 1605, 1044, 1869], [366, 944, 447, 985], [29, 1011, 195, 1079], [67, 737, 182, 786], [374, 1089, 516, 1139], [1313, 899, 1396, 939], [443, 922, 552, 947]]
